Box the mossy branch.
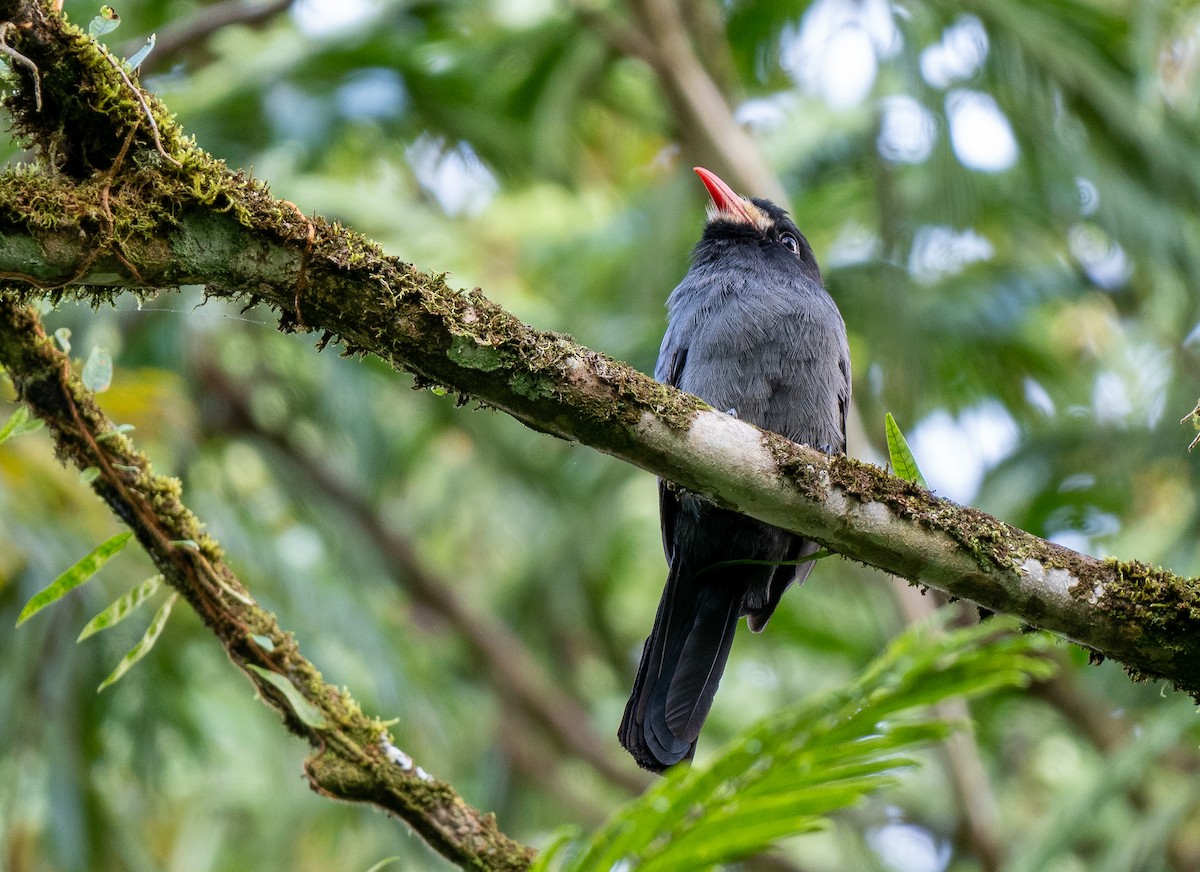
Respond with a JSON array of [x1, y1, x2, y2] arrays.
[[1, 0, 1199, 762], [0, 295, 535, 871]]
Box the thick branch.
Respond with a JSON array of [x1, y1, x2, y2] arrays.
[[2, 0, 1200, 699], [0, 295, 534, 872], [1, 169, 1198, 695]]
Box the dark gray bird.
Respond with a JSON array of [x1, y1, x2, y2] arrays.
[[618, 167, 851, 773]]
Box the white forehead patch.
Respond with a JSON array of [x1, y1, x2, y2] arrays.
[[706, 199, 774, 234]]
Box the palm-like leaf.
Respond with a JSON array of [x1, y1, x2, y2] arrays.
[[535, 618, 1054, 871]]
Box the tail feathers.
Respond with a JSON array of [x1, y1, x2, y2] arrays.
[[662, 593, 739, 739], [619, 575, 741, 773]]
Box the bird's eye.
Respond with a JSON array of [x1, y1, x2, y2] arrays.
[[779, 232, 800, 254]]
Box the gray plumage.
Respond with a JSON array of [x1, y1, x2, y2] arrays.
[[618, 170, 850, 773]]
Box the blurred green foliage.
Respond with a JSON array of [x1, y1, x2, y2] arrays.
[[4, 0, 1200, 870]]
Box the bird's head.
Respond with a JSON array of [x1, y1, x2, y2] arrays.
[[692, 166, 818, 274]]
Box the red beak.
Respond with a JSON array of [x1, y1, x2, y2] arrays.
[[694, 167, 755, 226]]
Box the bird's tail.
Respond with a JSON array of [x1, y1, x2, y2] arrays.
[[618, 565, 741, 773]]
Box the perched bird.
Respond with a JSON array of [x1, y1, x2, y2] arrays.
[[618, 167, 851, 773]]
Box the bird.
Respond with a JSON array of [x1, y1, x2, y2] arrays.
[[618, 167, 851, 773]]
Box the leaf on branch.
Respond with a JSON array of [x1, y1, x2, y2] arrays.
[[53, 327, 71, 354], [535, 617, 1055, 871], [885, 412, 928, 487], [97, 591, 179, 692], [77, 574, 163, 641], [82, 346, 113, 393], [246, 665, 329, 729], [17, 531, 134, 626], [89, 6, 121, 38], [0, 405, 43, 445], [126, 33, 155, 72]]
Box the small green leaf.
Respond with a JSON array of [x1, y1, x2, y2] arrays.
[[89, 5, 120, 37], [171, 539, 199, 551], [53, 327, 72, 354], [126, 32, 155, 70], [885, 412, 927, 487], [17, 532, 134, 626], [82, 346, 113, 392], [97, 592, 178, 692], [250, 633, 275, 652], [80, 466, 101, 484], [77, 574, 162, 642], [246, 665, 328, 729], [0, 406, 43, 445]]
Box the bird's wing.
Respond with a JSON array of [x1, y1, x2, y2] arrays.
[[658, 480, 677, 566], [655, 316, 691, 565], [758, 297, 850, 453], [654, 325, 688, 387], [836, 353, 851, 453]]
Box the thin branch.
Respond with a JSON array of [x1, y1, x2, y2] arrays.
[[0, 294, 534, 872], [98, 50, 181, 167], [0, 20, 41, 111]]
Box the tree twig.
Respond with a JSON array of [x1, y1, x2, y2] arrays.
[[0, 20, 40, 110], [98, 50, 181, 167]]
